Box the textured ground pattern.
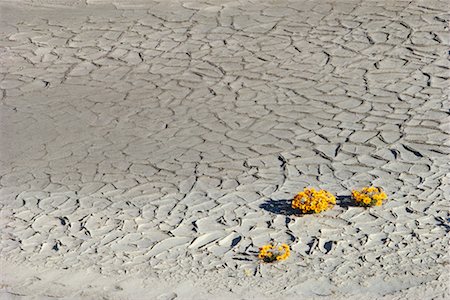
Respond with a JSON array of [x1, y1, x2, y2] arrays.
[[0, 0, 449, 299]]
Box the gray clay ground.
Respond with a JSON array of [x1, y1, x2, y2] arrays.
[[0, 0, 449, 299]]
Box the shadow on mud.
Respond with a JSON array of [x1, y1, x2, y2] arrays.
[[259, 199, 298, 215], [260, 195, 359, 215]]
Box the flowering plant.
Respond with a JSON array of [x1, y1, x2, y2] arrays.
[[352, 186, 387, 207], [291, 188, 336, 214], [258, 243, 290, 263]]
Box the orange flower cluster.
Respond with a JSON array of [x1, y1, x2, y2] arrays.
[[291, 188, 336, 214], [352, 186, 387, 207], [258, 243, 290, 263]]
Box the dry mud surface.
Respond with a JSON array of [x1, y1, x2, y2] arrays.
[[0, 0, 449, 299]]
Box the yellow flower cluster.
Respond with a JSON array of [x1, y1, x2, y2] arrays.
[[258, 243, 290, 263], [352, 186, 387, 207], [291, 188, 336, 214]]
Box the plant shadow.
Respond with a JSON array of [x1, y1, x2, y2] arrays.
[[259, 199, 298, 216], [336, 195, 359, 208], [260, 195, 359, 216]]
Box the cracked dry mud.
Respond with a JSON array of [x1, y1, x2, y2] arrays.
[[0, 0, 449, 299]]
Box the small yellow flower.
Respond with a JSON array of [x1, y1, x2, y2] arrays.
[[292, 188, 335, 214], [352, 186, 387, 207], [258, 243, 290, 263]]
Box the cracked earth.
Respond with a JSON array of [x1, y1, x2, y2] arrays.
[[0, 0, 449, 299]]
